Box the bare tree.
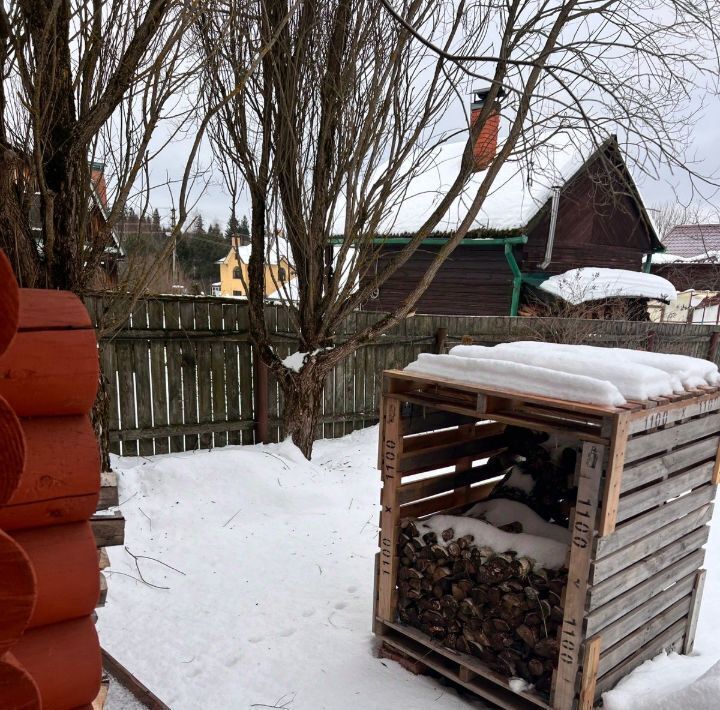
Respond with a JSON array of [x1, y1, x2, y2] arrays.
[[0, 0, 296, 465], [199, 0, 718, 458]]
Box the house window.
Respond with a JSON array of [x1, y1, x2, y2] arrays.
[[232, 266, 241, 279], [279, 266, 286, 283], [233, 290, 243, 296]]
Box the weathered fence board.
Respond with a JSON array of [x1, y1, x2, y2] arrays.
[[85, 294, 720, 455]]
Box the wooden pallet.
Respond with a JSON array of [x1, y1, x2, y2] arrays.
[[373, 370, 720, 709]]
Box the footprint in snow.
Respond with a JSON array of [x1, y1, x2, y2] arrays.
[[279, 628, 295, 637], [346, 586, 358, 593], [302, 609, 315, 618], [334, 601, 347, 610], [248, 636, 263, 644]]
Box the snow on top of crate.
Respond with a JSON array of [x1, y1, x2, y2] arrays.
[[419, 514, 568, 570], [406, 341, 719, 407], [404, 352, 628, 407], [537, 267, 677, 304], [488, 341, 720, 390], [450, 344, 681, 400]]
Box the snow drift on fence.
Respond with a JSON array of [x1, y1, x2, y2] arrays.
[[449, 344, 679, 400], [404, 352, 627, 406], [537, 267, 677, 304]]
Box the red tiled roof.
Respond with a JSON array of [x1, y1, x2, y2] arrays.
[[663, 224, 720, 257]]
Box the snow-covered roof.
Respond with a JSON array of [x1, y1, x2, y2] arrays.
[[266, 278, 299, 302], [538, 267, 677, 304], [341, 139, 585, 235], [652, 249, 720, 265]]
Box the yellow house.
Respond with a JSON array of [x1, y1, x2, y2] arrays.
[[217, 236, 295, 297]]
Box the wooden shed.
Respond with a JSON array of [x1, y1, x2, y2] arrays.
[[374, 369, 718, 708], [346, 137, 663, 317]]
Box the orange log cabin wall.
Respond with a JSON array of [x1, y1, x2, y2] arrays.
[[0, 250, 102, 709]]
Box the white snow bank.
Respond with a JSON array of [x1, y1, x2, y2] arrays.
[[418, 514, 568, 569], [538, 267, 677, 304], [465, 498, 570, 544], [404, 352, 627, 407], [492, 341, 720, 390], [604, 655, 720, 710], [450, 344, 679, 400]]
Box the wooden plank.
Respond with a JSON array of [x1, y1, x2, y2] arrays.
[[552, 441, 605, 710], [589, 526, 709, 608], [377, 397, 403, 622], [625, 412, 720, 464], [102, 649, 171, 710], [110, 419, 254, 441], [597, 597, 691, 676], [238, 306, 254, 445], [91, 512, 125, 548], [98, 547, 110, 570], [595, 621, 686, 696], [147, 300, 169, 455], [100, 342, 120, 456], [616, 461, 714, 524], [684, 568, 707, 654], [592, 503, 713, 583], [401, 407, 477, 435], [399, 432, 507, 475], [163, 300, 184, 453], [209, 303, 227, 448], [399, 480, 498, 519], [115, 341, 138, 456], [595, 572, 696, 650], [628, 392, 720, 434], [586, 549, 705, 635], [223, 303, 242, 446], [402, 421, 505, 455], [713, 441, 720, 485], [133, 338, 154, 456], [597, 484, 716, 557], [398, 460, 501, 504], [380, 621, 551, 710], [621, 435, 720, 493], [599, 413, 630, 535], [180, 302, 199, 451], [578, 637, 601, 710], [98, 471, 119, 510]]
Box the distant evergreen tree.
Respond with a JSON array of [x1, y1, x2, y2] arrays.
[[176, 214, 228, 292], [225, 210, 240, 240], [152, 208, 161, 232], [238, 215, 250, 245]]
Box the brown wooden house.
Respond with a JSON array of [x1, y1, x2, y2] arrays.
[[340, 97, 664, 317]]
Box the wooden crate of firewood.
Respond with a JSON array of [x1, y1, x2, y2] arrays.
[[373, 369, 720, 709]]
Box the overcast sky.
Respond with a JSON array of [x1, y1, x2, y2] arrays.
[[148, 89, 720, 232]]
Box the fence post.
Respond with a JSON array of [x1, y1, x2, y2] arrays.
[[708, 332, 720, 363], [434, 327, 448, 354], [253, 346, 269, 444]]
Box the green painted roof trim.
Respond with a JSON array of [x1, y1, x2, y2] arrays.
[[328, 235, 528, 246]]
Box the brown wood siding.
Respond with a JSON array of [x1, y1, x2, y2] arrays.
[[361, 245, 513, 316], [520, 161, 653, 274]]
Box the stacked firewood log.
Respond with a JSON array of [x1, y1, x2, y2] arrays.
[[397, 518, 567, 696]]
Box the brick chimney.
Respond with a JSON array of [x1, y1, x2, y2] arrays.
[[470, 88, 502, 172]]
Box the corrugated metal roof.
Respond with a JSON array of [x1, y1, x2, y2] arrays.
[[663, 224, 720, 258]]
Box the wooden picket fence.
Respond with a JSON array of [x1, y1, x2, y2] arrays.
[[84, 294, 720, 456]]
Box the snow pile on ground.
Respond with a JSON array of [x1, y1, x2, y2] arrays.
[[537, 267, 677, 304], [418, 514, 568, 570], [465, 498, 570, 544], [404, 352, 627, 406], [490, 341, 720, 389], [450, 344, 680, 400], [98, 428, 491, 710]]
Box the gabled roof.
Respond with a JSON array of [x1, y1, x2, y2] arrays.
[[332, 135, 662, 251], [662, 224, 720, 258]]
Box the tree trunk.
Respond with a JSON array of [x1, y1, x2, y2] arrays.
[[91, 365, 112, 472], [279, 368, 326, 459]]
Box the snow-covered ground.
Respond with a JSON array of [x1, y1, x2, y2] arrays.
[[99, 427, 720, 710]]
